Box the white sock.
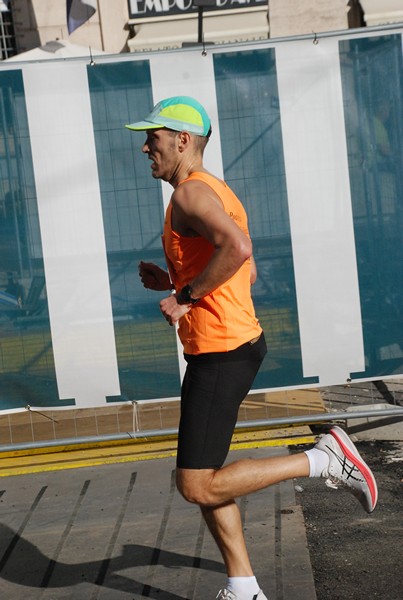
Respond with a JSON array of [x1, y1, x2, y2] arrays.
[[227, 576, 260, 598], [304, 447, 329, 478]]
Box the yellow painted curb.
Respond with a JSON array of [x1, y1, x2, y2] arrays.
[[0, 432, 315, 477]]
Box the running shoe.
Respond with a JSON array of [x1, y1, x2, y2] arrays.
[[316, 425, 378, 513], [215, 589, 268, 600]]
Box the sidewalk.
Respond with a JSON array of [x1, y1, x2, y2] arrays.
[[0, 447, 317, 600]]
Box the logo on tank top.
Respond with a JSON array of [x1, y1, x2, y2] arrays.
[[229, 211, 241, 223]]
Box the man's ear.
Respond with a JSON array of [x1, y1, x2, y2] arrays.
[[177, 130, 192, 151]]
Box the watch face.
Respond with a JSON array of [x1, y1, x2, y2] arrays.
[[182, 285, 192, 303], [179, 285, 199, 305]]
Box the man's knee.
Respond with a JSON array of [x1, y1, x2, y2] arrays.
[[176, 468, 216, 505]]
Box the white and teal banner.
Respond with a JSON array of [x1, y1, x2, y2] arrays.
[[0, 27, 402, 411]]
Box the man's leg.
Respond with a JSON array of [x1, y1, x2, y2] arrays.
[[177, 338, 271, 597], [201, 501, 254, 577], [177, 452, 309, 506], [176, 452, 310, 579]]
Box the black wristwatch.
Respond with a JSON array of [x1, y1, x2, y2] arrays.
[[177, 284, 200, 305]]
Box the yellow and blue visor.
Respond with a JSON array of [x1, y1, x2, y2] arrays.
[[125, 96, 211, 137]]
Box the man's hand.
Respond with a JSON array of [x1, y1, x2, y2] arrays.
[[160, 294, 190, 326], [138, 261, 171, 291]]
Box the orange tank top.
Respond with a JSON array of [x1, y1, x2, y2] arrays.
[[162, 171, 262, 354]]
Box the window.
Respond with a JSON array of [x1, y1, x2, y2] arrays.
[[0, 4, 17, 60]]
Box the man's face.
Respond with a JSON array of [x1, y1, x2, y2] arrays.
[[142, 128, 178, 181]]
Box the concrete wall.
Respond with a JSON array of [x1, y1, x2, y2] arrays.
[[360, 0, 403, 26], [269, 0, 350, 38]]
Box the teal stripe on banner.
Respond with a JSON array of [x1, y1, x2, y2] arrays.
[[213, 49, 318, 389], [0, 70, 61, 410], [87, 61, 182, 401], [339, 34, 403, 379]]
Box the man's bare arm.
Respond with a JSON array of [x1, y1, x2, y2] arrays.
[[171, 180, 252, 298], [159, 180, 253, 325]]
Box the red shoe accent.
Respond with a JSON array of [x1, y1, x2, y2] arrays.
[[330, 428, 378, 511]]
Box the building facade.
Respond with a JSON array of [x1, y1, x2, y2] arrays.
[[1, 0, 403, 60]]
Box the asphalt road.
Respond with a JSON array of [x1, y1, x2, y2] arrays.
[[292, 440, 403, 600]]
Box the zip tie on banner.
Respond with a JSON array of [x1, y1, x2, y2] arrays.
[[89, 46, 96, 66], [202, 32, 208, 57], [313, 32, 319, 45], [25, 405, 59, 423], [131, 401, 140, 432]]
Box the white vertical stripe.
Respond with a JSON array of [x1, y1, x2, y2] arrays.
[[149, 51, 223, 380], [23, 63, 121, 407], [276, 38, 365, 384], [149, 50, 223, 211]]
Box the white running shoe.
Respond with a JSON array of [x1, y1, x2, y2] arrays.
[[316, 425, 378, 513], [215, 589, 268, 600]]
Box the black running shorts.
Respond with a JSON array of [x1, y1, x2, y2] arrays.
[[176, 332, 267, 470]]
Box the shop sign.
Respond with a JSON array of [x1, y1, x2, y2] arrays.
[[128, 0, 267, 19]]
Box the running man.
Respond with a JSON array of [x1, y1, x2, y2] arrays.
[[126, 96, 378, 600]]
